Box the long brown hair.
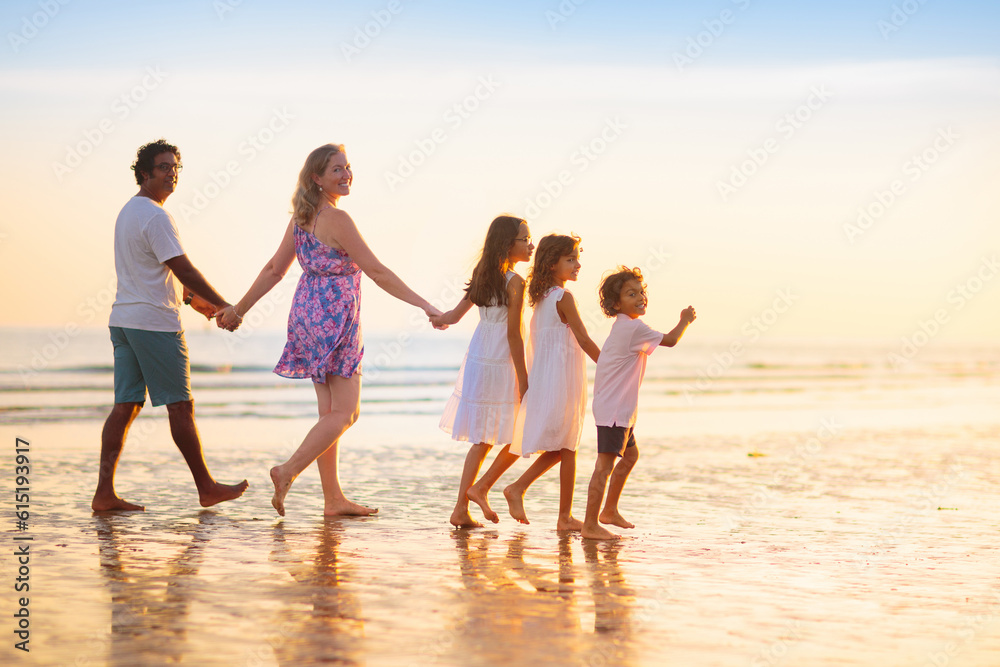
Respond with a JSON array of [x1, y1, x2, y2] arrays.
[[466, 215, 524, 307], [527, 234, 580, 307], [291, 144, 345, 228]]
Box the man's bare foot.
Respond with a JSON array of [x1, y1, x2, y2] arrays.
[[199, 480, 249, 508], [92, 494, 145, 512], [324, 500, 378, 517], [599, 510, 635, 529], [270, 466, 291, 516], [450, 508, 484, 528], [503, 485, 529, 524], [556, 515, 584, 532], [466, 483, 499, 523], [582, 523, 621, 540]]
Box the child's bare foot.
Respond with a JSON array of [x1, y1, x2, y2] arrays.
[[199, 480, 249, 508], [466, 483, 499, 523], [599, 510, 634, 529], [582, 523, 621, 540], [92, 494, 145, 512], [450, 508, 484, 528], [324, 500, 378, 517], [503, 485, 529, 524], [556, 515, 584, 532], [270, 466, 291, 516]]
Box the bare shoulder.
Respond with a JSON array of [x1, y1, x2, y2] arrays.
[[314, 206, 357, 249], [507, 273, 525, 290]]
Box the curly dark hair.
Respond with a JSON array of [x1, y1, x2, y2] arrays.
[[466, 215, 524, 307], [526, 234, 580, 307], [599, 266, 646, 317], [131, 139, 180, 185]]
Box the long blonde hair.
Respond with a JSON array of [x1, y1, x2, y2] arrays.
[[291, 143, 345, 228]]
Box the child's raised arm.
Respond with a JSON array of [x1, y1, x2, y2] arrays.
[[556, 291, 600, 362], [661, 306, 697, 347], [506, 274, 529, 399], [430, 294, 474, 330]]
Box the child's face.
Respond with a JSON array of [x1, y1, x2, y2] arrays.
[[615, 278, 647, 319], [553, 247, 581, 283], [509, 223, 534, 264]]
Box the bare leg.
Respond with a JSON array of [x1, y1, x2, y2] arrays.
[[600, 445, 638, 529], [451, 443, 492, 527], [92, 402, 146, 512], [556, 449, 583, 532], [582, 453, 620, 540], [165, 400, 248, 508], [503, 450, 559, 524], [467, 445, 520, 523], [271, 374, 368, 517]]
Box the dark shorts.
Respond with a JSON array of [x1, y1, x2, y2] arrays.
[[597, 425, 637, 457], [110, 326, 192, 406]]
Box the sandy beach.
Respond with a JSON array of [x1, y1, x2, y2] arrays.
[[4, 380, 1000, 667]]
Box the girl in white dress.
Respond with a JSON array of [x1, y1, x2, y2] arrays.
[[433, 216, 534, 528], [503, 234, 600, 531]]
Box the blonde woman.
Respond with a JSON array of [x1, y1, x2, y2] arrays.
[[218, 144, 441, 516]]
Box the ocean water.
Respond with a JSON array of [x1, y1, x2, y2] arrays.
[[3, 326, 1000, 666]]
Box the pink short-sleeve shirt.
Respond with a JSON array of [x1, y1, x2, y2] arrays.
[[592, 314, 663, 428]]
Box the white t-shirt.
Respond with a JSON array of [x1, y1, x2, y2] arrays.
[[108, 196, 186, 332], [592, 314, 663, 428]]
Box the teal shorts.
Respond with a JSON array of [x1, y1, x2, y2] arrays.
[[110, 326, 192, 406]]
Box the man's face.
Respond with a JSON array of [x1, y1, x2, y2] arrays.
[[142, 151, 181, 201]]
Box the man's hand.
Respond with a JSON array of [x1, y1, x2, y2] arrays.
[[183, 287, 218, 320]]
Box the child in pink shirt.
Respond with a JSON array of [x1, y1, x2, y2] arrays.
[[582, 267, 696, 540]]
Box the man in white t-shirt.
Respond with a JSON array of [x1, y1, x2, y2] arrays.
[[582, 267, 696, 540], [92, 139, 249, 512]]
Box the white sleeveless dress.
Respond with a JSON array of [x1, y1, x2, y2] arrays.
[[512, 286, 587, 457], [439, 271, 522, 445]]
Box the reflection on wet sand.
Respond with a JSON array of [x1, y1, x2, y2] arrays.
[[266, 520, 364, 666], [437, 531, 640, 667], [95, 513, 214, 666]]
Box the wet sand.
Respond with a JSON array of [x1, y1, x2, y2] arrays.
[[4, 405, 1000, 666]]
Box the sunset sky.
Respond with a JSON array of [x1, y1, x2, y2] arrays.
[[1, 0, 998, 344]]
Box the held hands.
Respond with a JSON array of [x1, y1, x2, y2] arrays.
[[183, 287, 220, 321], [215, 305, 243, 332], [680, 306, 697, 324], [424, 305, 448, 330]]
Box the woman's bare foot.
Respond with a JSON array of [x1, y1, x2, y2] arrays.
[[466, 483, 499, 523], [503, 485, 529, 524], [270, 466, 292, 516], [91, 494, 145, 512], [582, 523, 621, 540], [556, 515, 584, 532], [599, 510, 634, 529], [199, 480, 249, 508], [450, 508, 484, 528], [324, 500, 378, 517]]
